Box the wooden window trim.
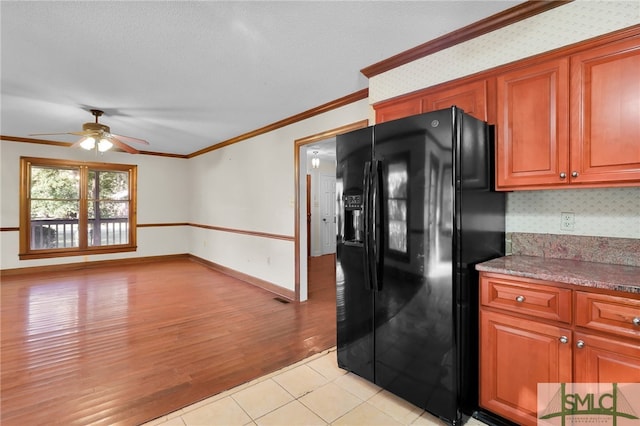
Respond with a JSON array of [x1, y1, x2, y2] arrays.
[[19, 157, 138, 260]]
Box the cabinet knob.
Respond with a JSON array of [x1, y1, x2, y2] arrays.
[[572, 171, 579, 178], [633, 317, 640, 326], [515, 295, 525, 303], [559, 336, 568, 344], [576, 340, 585, 349], [559, 172, 567, 179]]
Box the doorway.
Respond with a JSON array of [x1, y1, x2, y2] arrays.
[[305, 140, 336, 299], [294, 120, 368, 302]]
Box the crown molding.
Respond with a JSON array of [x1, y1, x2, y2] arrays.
[[361, 0, 572, 78]]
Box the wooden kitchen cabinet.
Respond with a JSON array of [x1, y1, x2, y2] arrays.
[[573, 332, 640, 382], [375, 94, 423, 123], [495, 58, 570, 189], [480, 309, 572, 426], [422, 79, 488, 121], [569, 37, 640, 185], [496, 36, 640, 190], [574, 291, 640, 382], [374, 79, 488, 123], [479, 272, 640, 426]]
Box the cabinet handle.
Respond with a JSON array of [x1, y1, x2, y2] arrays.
[[633, 317, 640, 326], [559, 172, 567, 179], [559, 336, 568, 344], [515, 295, 525, 303], [576, 340, 585, 349], [572, 171, 579, 178]]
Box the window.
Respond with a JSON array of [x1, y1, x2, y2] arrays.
[[20, 157, 137, 259]]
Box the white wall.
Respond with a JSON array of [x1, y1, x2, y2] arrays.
[[0, 140, 191, 270], [188, 99, 370, 293], [370, 1, 640, 239], [4, 1, 638, 285]]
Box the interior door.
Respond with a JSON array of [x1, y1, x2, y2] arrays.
[[319, 174, 336, 255]]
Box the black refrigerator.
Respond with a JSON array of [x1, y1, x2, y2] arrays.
[[336, 107, 505, 425]]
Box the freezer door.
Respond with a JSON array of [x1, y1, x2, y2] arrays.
[[336, 126, 374, 382], [372, 109, 459, 422]]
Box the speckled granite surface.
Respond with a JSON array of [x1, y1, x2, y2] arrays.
[[477, 255, 640, 294], [510, 233, 640, 267]]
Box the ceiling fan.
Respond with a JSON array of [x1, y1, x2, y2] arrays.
[[30, 109, 149, 154]]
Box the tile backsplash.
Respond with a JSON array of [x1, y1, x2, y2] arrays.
[[506, 187, 640, 239]]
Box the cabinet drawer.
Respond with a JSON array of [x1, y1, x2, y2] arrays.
[[575, 291, 640, 340], [481, 275, 572, 323]]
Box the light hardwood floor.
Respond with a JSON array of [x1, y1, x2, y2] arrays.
[[1, 255, 336, 425]]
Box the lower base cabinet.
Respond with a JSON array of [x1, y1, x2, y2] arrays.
[[573, 332, 640, 382], [479, 272, 640, 426], [480, 310, 572, 425]]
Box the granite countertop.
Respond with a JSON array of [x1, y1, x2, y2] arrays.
[[476, 255, 640, 294]]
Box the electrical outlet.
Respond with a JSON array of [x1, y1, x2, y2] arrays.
[[560, 212, 575, 231]]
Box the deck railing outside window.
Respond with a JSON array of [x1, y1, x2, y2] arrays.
[[31, 218, 129, 249]]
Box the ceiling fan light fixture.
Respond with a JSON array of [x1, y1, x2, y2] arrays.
[[80, 136, 96, 150], [98, 138, 113, 152], [312, 151, 320, 169]]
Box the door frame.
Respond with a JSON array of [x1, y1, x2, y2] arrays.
[[294, 120, 368, 302]]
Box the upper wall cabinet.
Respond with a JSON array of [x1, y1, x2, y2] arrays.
[[423, 79, 489, 122], [374, 79, 488, 124], [496, 36, 640, 190], [495, 59, 570, 189], [373, 27, 640, 191], [569, 37, 640, 186], [375, 95, 423, 123]]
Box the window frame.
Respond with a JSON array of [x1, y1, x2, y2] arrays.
[[19, 156, 138, 260]]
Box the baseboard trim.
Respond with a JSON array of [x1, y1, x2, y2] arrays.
[[0, 254, 190, 277], [188, 254, 296, 302]]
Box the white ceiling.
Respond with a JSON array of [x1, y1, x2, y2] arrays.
[[1, 1, 523, 156]]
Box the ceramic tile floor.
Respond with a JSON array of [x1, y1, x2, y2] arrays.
[[142, 348, 488, 426]]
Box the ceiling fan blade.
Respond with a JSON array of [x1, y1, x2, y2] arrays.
[[29, 132, 76, 136], [111, 133, 149, 145], [109, 136, 139, 154], [70, 139, 85, 149], [30, 130, 93, 137]]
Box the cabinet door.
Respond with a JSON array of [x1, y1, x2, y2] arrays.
[[375, 96, 423, 123], [423, 80, 488, 121], [574, 332, 640, 383], [570, 37, 640, 185], [495, 59, 570, 190], [480, 310, 572, 426]]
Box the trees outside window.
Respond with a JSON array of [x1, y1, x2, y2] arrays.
[[20, 157, 137, 259]]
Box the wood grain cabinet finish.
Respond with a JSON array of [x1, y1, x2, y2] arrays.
[[480, 309, 572, 426], [373, 28, 640, 190], [575, 291, 640, 340], [375, 96, 423, 123], [479, 272, 640, 426], [570, 37, 640, 186], [481, 274, 572, 323], [495, 59, 570, 189], [573, 331, 640, 383], [496, 36, 640, 190], [422, 79, 488, 121], [374, 79, 488, 124]]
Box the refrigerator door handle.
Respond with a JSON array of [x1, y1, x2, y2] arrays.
[[371, 159, 382, 292], [362, 161, 373, 291]]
